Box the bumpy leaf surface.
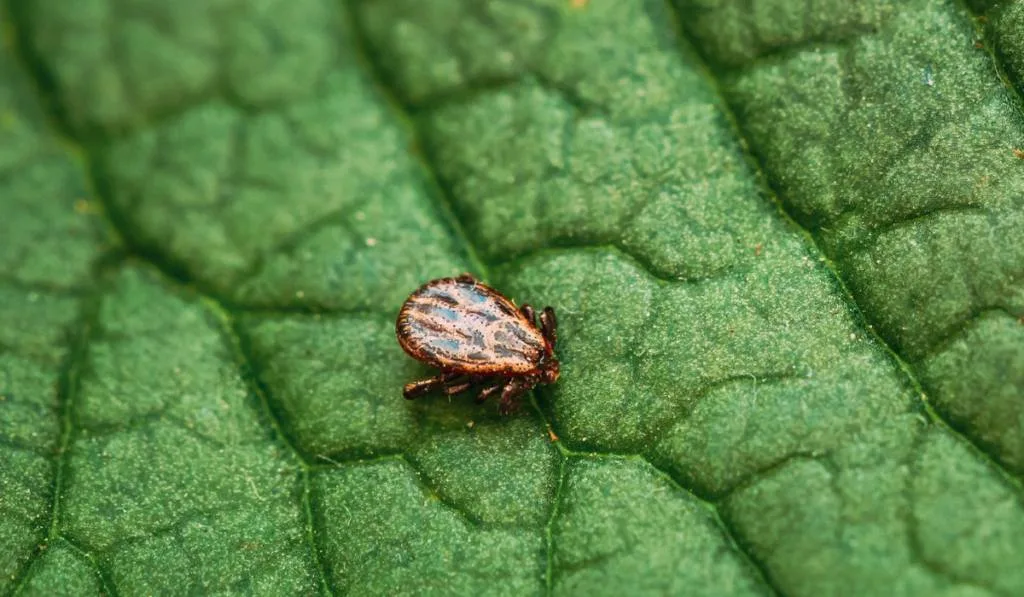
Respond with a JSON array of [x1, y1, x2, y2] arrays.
[[1, 0, 1022, 595]]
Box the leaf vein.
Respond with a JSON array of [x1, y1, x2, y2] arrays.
[[662, 0, 1024, 495], [8, 270, 105, 597]]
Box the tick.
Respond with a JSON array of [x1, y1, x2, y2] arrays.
[[396, 273, 560, 414]]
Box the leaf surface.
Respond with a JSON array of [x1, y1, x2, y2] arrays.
[[1, 0, 1023, 595]]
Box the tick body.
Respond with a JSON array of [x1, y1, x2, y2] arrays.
[[396, 273, 559, 414]]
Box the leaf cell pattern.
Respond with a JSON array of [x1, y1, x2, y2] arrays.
[[2, 0, 1023, 595]]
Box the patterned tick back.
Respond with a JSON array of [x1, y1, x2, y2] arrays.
[[396, 273, 559, 414], [396, 276, 547, 374]]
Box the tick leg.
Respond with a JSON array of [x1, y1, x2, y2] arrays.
[[475, 383, 502, 404], [403, 372, 459, 400], [540, 307, 557, 345], [498, 380, 528, 415], [443, 380, 473, 396], [404, 378, 441, 400], [456, 272, 476, 283], [519, 304, 537, 326]]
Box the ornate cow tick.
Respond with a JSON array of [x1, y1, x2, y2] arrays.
[[396, 273, 559, 414]]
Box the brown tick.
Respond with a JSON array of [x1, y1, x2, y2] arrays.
[[396, 273, 559, 414]]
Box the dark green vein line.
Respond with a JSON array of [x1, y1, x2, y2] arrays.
[[346, 0, 551, 536], [8, 267, 105, 597], [710, 502, 787, 597], [345, 4, 567, 594], [493, 243, 749, 286], [566, 452, 783, 597], [298, 470, 332, 597], [2, 22, 500, 587], [309, 452, 407, 470], [400, 455, 489, 528], [662, 0, 1024, 496], [214, 310, 310, 466], [526, 390, 571, 597], [99, 261, 340, 596], [957, 0, 1024, 109], [58, 534, 121, 597], [4, 5, 341, 589], [541, 457, 567, 596], [344, 3, 490, 284], [196, 300, 336, 597], [311, 454, 536, 532], [6, 30, 337, 594]]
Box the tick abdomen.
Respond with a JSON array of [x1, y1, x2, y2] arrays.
[[397, 278, 545, 374]]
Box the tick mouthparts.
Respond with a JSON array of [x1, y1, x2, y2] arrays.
[[542, 360, 560, 384]]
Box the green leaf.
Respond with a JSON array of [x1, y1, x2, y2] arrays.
[[2, 0, 1023, 595]]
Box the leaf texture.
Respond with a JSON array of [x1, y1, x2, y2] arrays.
[[1, 0, 1022, 595]]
